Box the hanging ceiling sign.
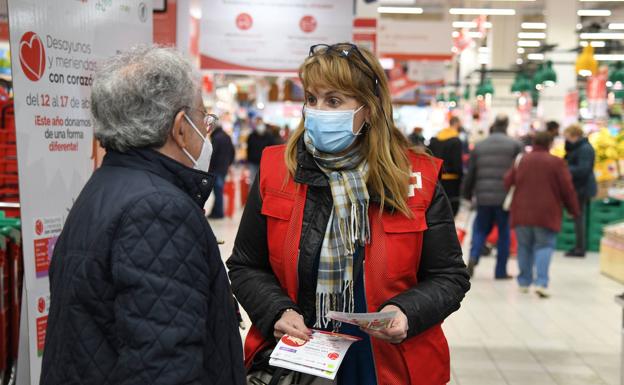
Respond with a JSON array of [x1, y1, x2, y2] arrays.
[[378, 18, 453, 61], [200, 0, 352, 75]]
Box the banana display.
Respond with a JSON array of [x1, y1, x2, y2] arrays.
[[550, 128, 622, 182]]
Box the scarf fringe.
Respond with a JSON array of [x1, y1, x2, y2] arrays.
[[315, 281, 355, 330]]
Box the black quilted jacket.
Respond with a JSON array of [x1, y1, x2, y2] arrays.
[[40, 148, 245, 385], [227, 140, 470, 341]]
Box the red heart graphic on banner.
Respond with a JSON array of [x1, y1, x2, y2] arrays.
[[19, 32, 46, 82]]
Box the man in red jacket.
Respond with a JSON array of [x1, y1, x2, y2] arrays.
[[504, 131, 580, 298]]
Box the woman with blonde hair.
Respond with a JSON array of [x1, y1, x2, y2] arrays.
[[227, 43, 470, 385]]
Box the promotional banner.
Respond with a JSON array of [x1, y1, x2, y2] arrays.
[[352, 18, 376, 54], [407, 61, 448, 84], [153, 0, 177, 46], [200, 0, 352, 74], [7, 1, 152, 383], [378, 18, 453, 61]]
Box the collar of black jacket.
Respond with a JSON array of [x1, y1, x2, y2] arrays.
[[102, 147, 215, 208], [294, 136, 329, 187], [293, 136, 385, 203], [565, 137, 589, 152]]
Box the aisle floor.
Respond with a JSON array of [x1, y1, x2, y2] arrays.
[[210, 214, 624, 385]]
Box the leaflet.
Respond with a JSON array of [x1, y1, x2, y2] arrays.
[[269, 330, 361, 380], [269, 357, 336, 380], [326, 310, 397, 331]]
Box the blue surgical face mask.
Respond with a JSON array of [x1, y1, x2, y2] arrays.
[[304, 105, 365, 153]]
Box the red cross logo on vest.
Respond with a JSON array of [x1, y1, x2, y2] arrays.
[[408, 171, 422, 197]]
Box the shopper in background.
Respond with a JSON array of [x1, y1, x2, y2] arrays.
[[462, 114, 523, 279], [458, 125, 471, 162], [505, 131, 580, 298], [546, 120, 560, 138], [269, 123, 285, 144], [40, 47, 245, 385], [520, 129, 535, 148], [208, 123, 235, 219], [228, 42, 469, 385], [564, 124, 597, 258], [408, 126, 425, 148], [428, 116, 464, 215], [247, 116, 276, 181]]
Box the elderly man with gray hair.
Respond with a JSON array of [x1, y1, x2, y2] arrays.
[[40, 46, 246, 385]]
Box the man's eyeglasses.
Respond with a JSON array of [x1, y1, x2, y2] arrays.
[[308, 43, 380, 96], [183, 107, 219, 134]]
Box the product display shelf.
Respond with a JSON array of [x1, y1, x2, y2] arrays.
[[588, 198, 624, 252], [556, 210, 577, 251], [600, 222, 624, 284]]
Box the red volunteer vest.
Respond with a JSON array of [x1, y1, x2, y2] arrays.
[[245, 145, 449, 385]]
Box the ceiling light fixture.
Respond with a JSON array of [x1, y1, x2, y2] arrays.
[[377, 6, 423, 14], [527, 53, 545, 60], [580, 40, 607, 47], [609, 23, 624, 29], [580, 32, 624, 39], [378, 0, 416, 4], [517, 40, 541, 47], [452, 21, 493, 29], [467, 32, 485, 38], [517, 47, 526, 54], [577, 9, 612, 16], [595, 54, 624, 61], [521, 22, 547, 29], [449, 8, 516, 16], [518, 32, 546, 39]]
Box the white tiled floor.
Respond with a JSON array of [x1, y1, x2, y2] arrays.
[[209, 213, 624, 385]]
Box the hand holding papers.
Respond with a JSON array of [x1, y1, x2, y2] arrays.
[[269, 330, 361, 380], [326, 310, 397, 331]]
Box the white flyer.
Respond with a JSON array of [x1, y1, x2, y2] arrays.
[[327, 311, 397, 331], [269, 358, 336, 380], [269, 330, 361, 380]]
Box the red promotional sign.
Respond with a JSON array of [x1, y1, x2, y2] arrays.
[[236, 13, 253, 31], [587, 70, 608, 101], [19, 31, 46, 82], [299, 15, 317, 33], [353, 18, 377, 54], [37, 316, 48, 357], [34, 238, 50, 278], [38, 297, 45, 313], [153, 0, 177, 46], [35, 219, 43, 236]]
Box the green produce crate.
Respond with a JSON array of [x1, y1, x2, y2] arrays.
[[590, 198, 624, 219], [556, 237, 576, 252], [557, 231, 576, 242], [561, 221, 576, 234]]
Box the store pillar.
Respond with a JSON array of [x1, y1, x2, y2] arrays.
[[542, 0, 578, 125], [490, 14, 522, 134]]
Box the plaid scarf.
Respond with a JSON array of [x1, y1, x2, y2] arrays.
[[304, 134, 370, 329]]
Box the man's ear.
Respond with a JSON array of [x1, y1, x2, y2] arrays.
[[171, 110, 188, 149]]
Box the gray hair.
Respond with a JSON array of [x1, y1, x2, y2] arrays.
[[91, 45, 200, 152]]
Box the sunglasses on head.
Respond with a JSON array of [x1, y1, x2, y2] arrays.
[[308, 43, 381, 97]]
